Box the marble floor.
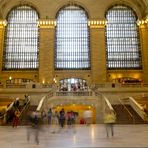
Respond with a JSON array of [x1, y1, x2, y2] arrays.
[[0, 124, 148, 148]]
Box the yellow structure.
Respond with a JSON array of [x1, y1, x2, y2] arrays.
[[55, 104, 96, 124]]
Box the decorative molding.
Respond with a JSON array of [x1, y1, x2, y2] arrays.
[[88, 20, 106, 29], [0, 20, 7, 28], [37, 19, 56, 28]]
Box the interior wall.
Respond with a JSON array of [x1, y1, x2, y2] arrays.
[[0, 0, 147, 85]]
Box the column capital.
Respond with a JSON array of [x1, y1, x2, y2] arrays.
[[88, 19, 106, 29], [37, 19, 56, 29], [137, 16, 148, 28], [0, 20, 7, 28]]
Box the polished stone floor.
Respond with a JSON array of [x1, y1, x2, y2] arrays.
[[0, 124, 148, 148]]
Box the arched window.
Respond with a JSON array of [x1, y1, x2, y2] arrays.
[[59, 78, 87, 91], [3, 5, 39, 70], [106, 5, 142, 69], [55, 5, 90, 70]]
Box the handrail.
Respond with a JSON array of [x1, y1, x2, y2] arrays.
[[104, 97, 114, 111], [36, 96, 46, 112], [95, 91, 114, 111], [129, 97, 144, 110], [118, 98, 135, 124]]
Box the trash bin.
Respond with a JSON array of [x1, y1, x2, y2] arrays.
[[32, 84, 36, 88], [112, 83, 115, 88]]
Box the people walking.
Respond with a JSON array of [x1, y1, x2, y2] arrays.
[[27, 111, 41, 145], [12, 109, 20, 127], [66, 111, 76, 133]]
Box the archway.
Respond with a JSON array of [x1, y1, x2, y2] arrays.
[[59, 78, 88, 91]]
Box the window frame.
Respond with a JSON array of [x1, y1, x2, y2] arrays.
[[3, 5, 39, 70], [105, 4, 142, 70], [55, 4, 90, 70]]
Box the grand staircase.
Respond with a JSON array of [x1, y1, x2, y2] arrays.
[[112, 104, 147, 124], [20, 105, 37, 125]]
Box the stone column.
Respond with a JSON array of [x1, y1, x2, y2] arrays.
[[89, 20, 107, 84], [38, 19, 56, 84], [0, 20, 7, 83], [138, 18, 148, 84]]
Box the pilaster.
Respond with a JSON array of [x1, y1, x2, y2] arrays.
[[137, 16, 148, 83], [38, 19, 56, 84], [89, 19, 107, 84], [0, 20, 7, 81]]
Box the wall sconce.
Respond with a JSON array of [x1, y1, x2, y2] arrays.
[[9, 76, 12, 84], [9, 76, 12, 80], [53, 78, 57, 84]]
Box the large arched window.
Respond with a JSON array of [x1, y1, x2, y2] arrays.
[[3, 5, 39, 70], [55, 5, 90, 70], [106, 5, 142, 69]]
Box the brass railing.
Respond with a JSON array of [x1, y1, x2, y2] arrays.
[[56, 91, 92, 96]]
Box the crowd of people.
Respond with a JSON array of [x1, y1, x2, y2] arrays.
[[40, 108, 78, 130], [26, 108, 78, 144], [26, 107, 117, 144]]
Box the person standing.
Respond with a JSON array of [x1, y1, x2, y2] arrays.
[[48, 108, 52, 125], [83, 110, 93, 125], [51, 110, 59, 133], [104, 110, 116, 137], [59, 108, 65, 128]]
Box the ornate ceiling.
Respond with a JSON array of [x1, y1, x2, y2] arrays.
[[0, 0, 147, 17]]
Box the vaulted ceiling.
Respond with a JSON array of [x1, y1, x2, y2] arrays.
[[0, 0, 147, 18]]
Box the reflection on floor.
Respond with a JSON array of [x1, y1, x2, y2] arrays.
[[0, 124, 148, 147]]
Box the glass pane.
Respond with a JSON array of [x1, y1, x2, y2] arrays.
[[106, 5, 142, 69], [3, 5, 39, 70], [55, 5, 90, 70]]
